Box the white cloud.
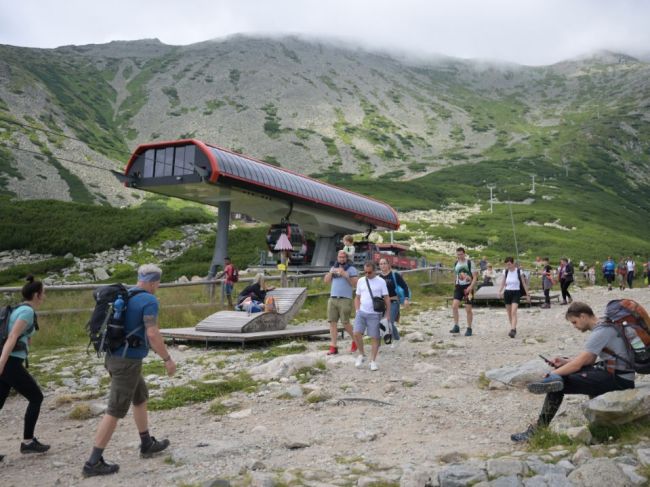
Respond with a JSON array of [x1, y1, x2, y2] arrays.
[[1, 0, 649, 65]]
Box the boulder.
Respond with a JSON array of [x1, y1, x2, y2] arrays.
[[485, 359, 548, 388], [582, 385, 650, 425], [566, 426, 592, 444], [93, 267, 110, 281], [438, 464, 487, 487], [567, 458, 631, 487], [248, 352, 324, 381]]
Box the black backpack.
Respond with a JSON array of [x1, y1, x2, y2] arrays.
[[0, 303, 38, 354], [86, 284, 146, 357]]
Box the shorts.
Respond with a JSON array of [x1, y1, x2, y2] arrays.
[[224, 283, 234, 296], [353, 310, 382, 339], [105, 356, 149, 419], [504, 289, 522, 305], [453, 284, 473, 303], [327, 297, 353, 323]]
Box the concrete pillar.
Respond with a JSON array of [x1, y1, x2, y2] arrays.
[[208, 200, 231, 278], [311, 236, 340, 267]]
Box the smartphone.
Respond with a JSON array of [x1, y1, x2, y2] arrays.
[[539, 354, 556, 368]]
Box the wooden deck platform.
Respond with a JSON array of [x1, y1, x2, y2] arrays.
[[160, 324, 332, 347], [195, 287, 308, 333]]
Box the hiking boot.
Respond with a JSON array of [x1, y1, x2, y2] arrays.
[[508, 329, 516, 339], [369, 361, 379, 371], [82, 457, 120, 477], [527, 374, 564, 394], [326, 346, 339, 355], [354, 355, 365, 368], [140, 437, 170, 458], [464, 328, 473, 337], [449, 324, 460, 334], [511, 424, 536, 443], [350, 341, 358, 353], [20, 438, 50, 454]]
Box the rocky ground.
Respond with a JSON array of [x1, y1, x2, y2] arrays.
[[1, 286, 649, 486]]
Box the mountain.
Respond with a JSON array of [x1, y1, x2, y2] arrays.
[[1, 35, 649, 208]]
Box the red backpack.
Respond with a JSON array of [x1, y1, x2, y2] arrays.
[[603, 299, 650, 373]]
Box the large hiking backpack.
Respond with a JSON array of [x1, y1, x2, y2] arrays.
[[603, 299, 650, 373], [0, 303, 37, 353], [86, 284, 145, 357]]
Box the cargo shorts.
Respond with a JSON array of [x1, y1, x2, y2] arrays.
[[327, 297, 353, 323], [105, 355, 149, 419]]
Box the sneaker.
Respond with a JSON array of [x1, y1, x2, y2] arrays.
[[20, 438, 50, 454], [540, 303, 550, 309], [508, 329, 516, 339], [464, 328, 473, 337], [390, 340, 399, 350], [449, 324, 460, 334], [350, 341, 358, 353], [354, 355, 365, 368], [140, 437, 170, 458], [82, 457, 120, 477], [369, 361, 379, 371], [527, 375, 564, 394], [510, 424, 536, 443], [326, 346, 339, 355]]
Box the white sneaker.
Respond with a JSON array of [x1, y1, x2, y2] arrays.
[[369, 361, 378, 371], [390, 340, 399, 350], [354, 355, 365, 368]]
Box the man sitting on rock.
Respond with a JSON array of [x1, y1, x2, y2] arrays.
[[511, 302, 635, 442]]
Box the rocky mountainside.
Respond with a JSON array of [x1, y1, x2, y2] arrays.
[[0, 36, 649, 206]]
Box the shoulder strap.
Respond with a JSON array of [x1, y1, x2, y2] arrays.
[[365, 277, 375, 299]]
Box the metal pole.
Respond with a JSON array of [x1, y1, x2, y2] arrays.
[[508, 201, 519, 261], [487, 184, 496, 213]]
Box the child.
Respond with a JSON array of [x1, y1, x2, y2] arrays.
[[541, 257, 554, 309], [342, 235, 355, 262]]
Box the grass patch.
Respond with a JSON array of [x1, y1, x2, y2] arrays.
[[148, 372, 258, 410], [588, 418, 650, 444], [295, 361, 326, 384], [477, 372, 490, 390], [69, 404, 94, 420], [527, 427, 577, 450], [248, 343, 308, 362]]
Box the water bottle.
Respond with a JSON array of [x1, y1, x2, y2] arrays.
[[623, 324, 645, 351], [113, 296, 125, 321]]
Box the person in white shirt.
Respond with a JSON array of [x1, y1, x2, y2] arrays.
[[498, 256, 531, 339], [626, 258, 636, 289], [353, 261, 391, 371]]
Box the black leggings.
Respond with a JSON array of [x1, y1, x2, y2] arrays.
[[543, 288, 550, 305], [0, 356, 44, 439], [560, 279, 572, 302], [537, 366, 634, 427]]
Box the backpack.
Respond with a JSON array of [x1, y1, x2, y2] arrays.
[[86, 284, 146, 357], [264, 295, 277, 313], [231, 267, 239, 283], [0, 303, 37, 354], [603, 299, 650, 373], [391, 271, 411, 305]]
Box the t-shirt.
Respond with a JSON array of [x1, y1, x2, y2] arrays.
[[329, 264, 358, 299], [342, 245, 355, 261], [585, 323, 635, 381], [7, 305, 36, 360], [454, 259, 474, 286], [113, 289, 159, 360], [504, 268, 522, 291], [224, 264, 236, 284], [542, 265, 553, 289], [626, 260, 635, 273], [356, 276, 388, 314]]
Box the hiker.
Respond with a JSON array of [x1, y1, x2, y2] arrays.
[[324, 250, 359, 355], [342, 235, 356, 263], [480, 263, 496, 288], [540, 257, 554, 309], [498, 257, 531, 338], [82, 264, 176, 477], [511, 302, 635, 442], [0, 276, 50, 460], [479, 256, 488, 273], [378, 257, 410, 349], [353, 261, 390, 371], [449, 247, 478, 337], [626, 257, 636, 289], [236, 273, 274, 311], [558, 257, 574, 305], [644, 259, 650, 288], [215, 257, 236, 308], [617, 258, 628, 290], [602, 256, 616, 290]]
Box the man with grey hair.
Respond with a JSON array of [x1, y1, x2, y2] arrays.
[[82, 264, 177, 477]]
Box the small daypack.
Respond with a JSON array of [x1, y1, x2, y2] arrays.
[[231, 267, 239, 283], [603, 299, 650, 374], [86, 284, 146, 357], [0, 303, 38, 354], [391, 271, 411, 304]]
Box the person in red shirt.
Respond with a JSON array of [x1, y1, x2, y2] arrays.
[[217, 257, 236, 308]]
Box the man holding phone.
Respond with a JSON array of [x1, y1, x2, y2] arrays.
[[511, 302, 635, 442]]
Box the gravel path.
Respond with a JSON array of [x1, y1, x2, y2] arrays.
[[1, 286, 648, 485]]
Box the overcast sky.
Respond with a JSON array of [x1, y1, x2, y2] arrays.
[[1, 0, 648, 65]]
